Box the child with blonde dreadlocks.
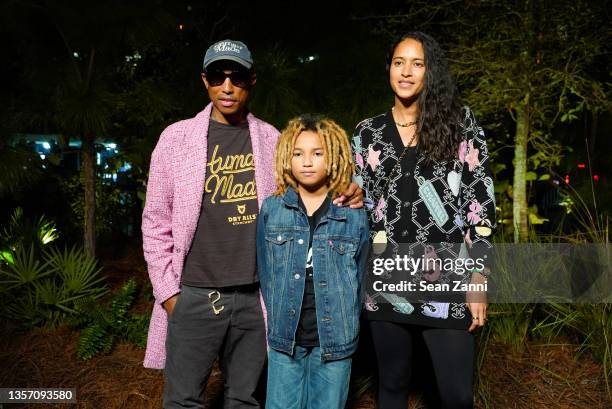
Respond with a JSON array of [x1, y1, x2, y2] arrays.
[[256, 114, 370, 409]]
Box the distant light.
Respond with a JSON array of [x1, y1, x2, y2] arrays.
[[577, 163, 586, 169], [73, 52, 79, 58], [125, 52, 142, 63], [298, 54, 319, 64], [107, 143, 117, 150], [39, 154, 46, 160], [178, 24, 184, 30], [593, 175, 599, 182], [564, 175, 570, 184], [96, 153, 101, 165], [42, 142, 51, 150]]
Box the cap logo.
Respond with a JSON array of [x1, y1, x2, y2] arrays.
[[213, 41, 243, 54]]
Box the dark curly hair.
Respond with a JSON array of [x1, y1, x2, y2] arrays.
[[387, 32, 463, 164]]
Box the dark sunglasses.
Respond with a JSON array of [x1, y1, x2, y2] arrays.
[[205, 69, 252, 88]]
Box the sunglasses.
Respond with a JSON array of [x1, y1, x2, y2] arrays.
[[205, 69, 252, 88]]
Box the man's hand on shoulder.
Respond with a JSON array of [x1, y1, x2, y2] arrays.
[[333, 182, 364, 209]]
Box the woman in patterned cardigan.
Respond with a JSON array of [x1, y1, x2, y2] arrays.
[[352, 32, 496, 409]]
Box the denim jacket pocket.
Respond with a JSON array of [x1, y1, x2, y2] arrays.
[[265, 232, 293, 245], [328, 237, 359, 292], [328, 238, 357, 256], [264, 233, 294, 281], [265, 232, 294, 262]]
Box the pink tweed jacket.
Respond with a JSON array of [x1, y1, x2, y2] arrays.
[[142, 103, 279, 369]]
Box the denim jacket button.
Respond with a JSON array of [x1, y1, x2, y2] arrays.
[[294, 274, 300, 279], [298, 238, 304, 245], [277, 235, 282, 241], [289, 309, 296, 316]]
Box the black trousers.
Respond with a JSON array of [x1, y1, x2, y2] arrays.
[[369, 320, 474, 409], [164, 284, 267, 409]]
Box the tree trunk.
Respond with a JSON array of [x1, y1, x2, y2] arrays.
[[82, 134, 96, 257], [513, 98, 530, 243]]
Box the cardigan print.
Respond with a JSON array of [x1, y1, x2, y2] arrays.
[[352, 107, 496, 328]]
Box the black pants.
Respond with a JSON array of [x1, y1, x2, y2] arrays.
[[369, 321, 474, 409], [164, 284, 267, 409]]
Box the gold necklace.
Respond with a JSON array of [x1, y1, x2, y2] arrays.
[[392, 107, 417, 127]]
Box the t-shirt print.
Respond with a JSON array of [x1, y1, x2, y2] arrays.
[[204, 143, 257, 226]]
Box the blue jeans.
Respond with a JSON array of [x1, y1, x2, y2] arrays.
[[266, 346, 352, 409]]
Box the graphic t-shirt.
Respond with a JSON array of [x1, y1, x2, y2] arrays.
[[181, 119, 258, 287], [294, 196, 330, 347]]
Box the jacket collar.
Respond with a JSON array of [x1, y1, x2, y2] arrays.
[[282, 187, 347, 220]]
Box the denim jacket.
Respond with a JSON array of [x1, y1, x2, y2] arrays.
[[256, 187, 370, 361]]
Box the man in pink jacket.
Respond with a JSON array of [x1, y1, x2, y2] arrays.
[[143, 40, 362, 408], [142, 39, 277, 408]]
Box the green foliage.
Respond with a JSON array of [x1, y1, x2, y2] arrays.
[[0, 244, 50, 286], [0, 208, 59, 254], [0, 244, 108, 329], [45, 246, 106, 298], [78, 323, 114, 360], [60, 174, 134, 238], [555, 185, 609, 244], [488, 304, 536, 352], [71, 278, 149, 360], [0, 206, 148, 358]]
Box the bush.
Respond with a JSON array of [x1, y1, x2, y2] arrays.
[[69, 278, 149, 360], [0, 245, 108, 328]]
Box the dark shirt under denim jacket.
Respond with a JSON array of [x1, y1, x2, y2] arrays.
[[256, 187, 370, 361]]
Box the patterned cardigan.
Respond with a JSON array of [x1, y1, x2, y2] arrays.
[[352, 107, 496, 327], [141, 103, 279, 369]]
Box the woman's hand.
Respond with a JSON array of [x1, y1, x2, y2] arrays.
[[333, 182, 364, 208], [467, 271, 487, 332], [467, 302, 487, 332]]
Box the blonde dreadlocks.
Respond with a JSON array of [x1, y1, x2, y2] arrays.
[[274, 114, 355, 196]]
